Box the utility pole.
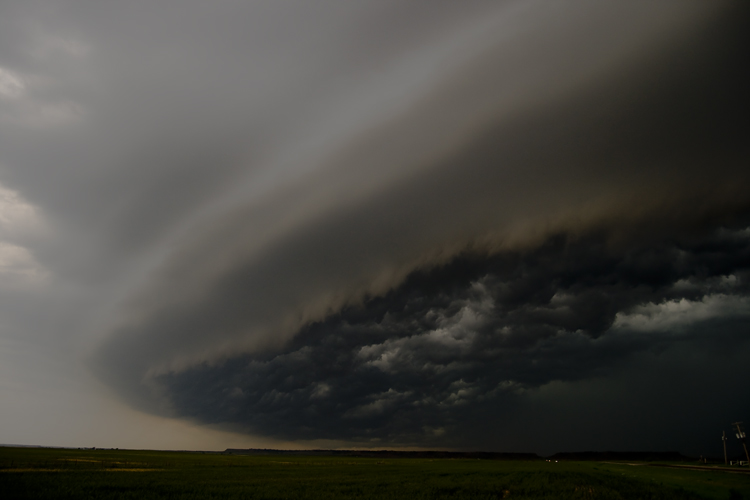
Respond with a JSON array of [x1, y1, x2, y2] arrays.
[[722, 431, 728, 465], [732, 422, 750, 465]]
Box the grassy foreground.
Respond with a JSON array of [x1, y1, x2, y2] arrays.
[[1, 447, 748, 499]]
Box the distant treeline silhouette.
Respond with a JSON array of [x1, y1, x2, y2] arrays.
[[224, 449, 539, 460], [223, 449, 698, 461], [547, 451, 691, 462]]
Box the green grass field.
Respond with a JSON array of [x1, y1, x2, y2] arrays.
[[1, 447, 748, 499]]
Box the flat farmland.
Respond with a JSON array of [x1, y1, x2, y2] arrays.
[[1, 447, 748, 499]]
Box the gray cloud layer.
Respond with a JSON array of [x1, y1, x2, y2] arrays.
[[2, 1, 746, 453]]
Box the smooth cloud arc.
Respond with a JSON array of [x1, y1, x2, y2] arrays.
[[92, 0, 750, 434]]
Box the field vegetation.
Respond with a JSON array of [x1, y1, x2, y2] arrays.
[[1, 447, 748, 499]]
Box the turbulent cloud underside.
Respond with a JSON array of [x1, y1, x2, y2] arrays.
[[87, 1, 750, 451], [155, 225, 750, 446]]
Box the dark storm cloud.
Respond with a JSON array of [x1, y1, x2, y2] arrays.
[[82, 1, 750, 452], [151, 224, 750, 447]]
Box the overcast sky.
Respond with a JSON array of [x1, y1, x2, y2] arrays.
[[1, 0, 749, 456]]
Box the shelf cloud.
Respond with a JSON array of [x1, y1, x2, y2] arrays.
[[88, 1, 750, 450]]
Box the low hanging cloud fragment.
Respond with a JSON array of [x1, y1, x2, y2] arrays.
[[91, 1, 750, 449]]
